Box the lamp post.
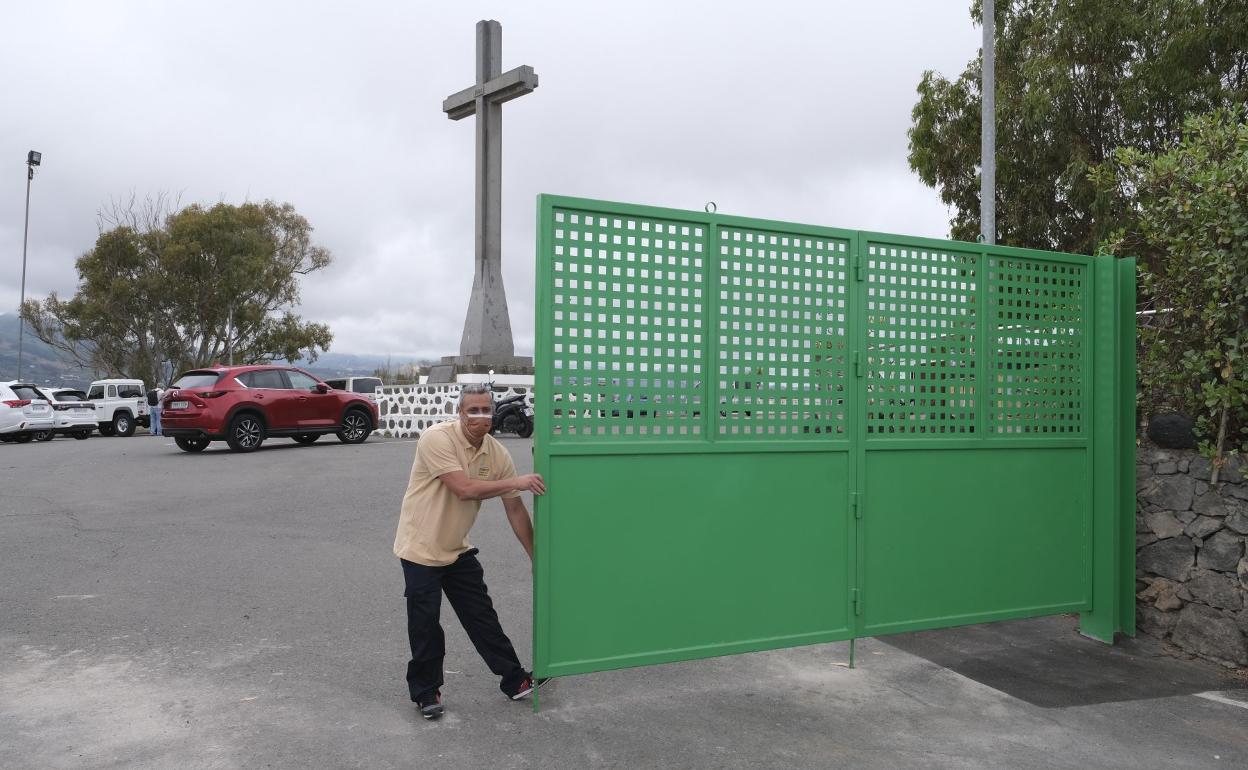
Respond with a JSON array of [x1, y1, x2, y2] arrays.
[[17, 150, 41, 378], [981, 2, 995, 245]]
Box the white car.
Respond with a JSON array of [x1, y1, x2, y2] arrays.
[[32, 387, 96, 440], [323, 376, 384, 402], [86, 379, 149, 437], [0, 381, 54, 444]]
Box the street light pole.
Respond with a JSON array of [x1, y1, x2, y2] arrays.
[[17, 150, 41, 378], [981, 1, 996, 245]]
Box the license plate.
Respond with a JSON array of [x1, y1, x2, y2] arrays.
[[170, 401, 189, 410]]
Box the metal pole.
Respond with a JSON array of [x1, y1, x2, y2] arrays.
[[227, 306, 233, 365], [981, 0, 996, 244], [17, 165, 33, 377]]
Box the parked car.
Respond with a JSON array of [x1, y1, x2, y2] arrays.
[[32, 387, 96, 440], [86, 379, 149, 437], [0, 381, 54, 443], [322, 376, 384, 402], [160, 365, 379, 453]]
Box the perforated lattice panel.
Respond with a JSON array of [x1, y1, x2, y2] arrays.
[[865, 242, 978, 435], [987, 257, 1087, 434], [549, 209, 705, 439], [542, 202, 1097, 443], [716, 227, 850, 437]]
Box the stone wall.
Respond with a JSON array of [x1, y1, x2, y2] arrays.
[[1136, 446, 1247, 666], [374, 383, 534, 438]]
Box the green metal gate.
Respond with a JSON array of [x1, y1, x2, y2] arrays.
[[532, 195, 1135, 680]]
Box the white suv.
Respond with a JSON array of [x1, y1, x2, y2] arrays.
[[323, 376, 383, 402], [32, 387, 96, 440], [86, 379, 149, 437], [0, 381, 54, 443]]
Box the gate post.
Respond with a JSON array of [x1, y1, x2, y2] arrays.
[[1080, 256, 1137, 643]]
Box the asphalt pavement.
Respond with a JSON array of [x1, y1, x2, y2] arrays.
[[2, 431, 1246, 769]]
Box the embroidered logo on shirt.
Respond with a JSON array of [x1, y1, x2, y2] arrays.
[[476, 465, 491, 478]]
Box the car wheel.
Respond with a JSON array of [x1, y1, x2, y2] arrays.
[[73, 430, 91, 440], [175, 436, 210, 453], [113, 413, 135, 437], [294, 433, 320, 444], [336, 409, 372, 444], [98, 423, 115, 437], [33, 430, 54, 442], [13, 432, 34, 443], [226, 413, 265, 452]]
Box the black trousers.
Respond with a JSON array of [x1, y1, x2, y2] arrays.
[[401, 549, 527, 701]]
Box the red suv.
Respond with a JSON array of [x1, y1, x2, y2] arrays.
[[160, 365, 380, 453]]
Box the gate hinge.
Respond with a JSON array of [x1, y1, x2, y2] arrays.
[[853, 251, 865, 282], [851, 492, 863, 519], [853, 351, 863, 378], [852, 589, 863, 616]]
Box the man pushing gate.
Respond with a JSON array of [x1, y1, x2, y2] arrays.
[[530, 195, 1136, 691]]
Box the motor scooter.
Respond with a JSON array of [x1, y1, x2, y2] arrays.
[[486, 370, 534, 438]]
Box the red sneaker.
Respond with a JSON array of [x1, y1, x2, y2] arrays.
[[506, 674, 551, 701]]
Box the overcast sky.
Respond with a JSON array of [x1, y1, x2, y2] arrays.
[[1, 1, 981, 359]]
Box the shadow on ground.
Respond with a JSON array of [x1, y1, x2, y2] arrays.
[[881, 614, 1245, 708]]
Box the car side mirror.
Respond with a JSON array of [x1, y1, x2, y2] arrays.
[[315, 383, 330, 394]]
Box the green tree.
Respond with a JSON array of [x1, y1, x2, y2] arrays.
[[1099, 108, 1248, 475], [21, 200, 333, 385], [908, 0, 1248, 256]]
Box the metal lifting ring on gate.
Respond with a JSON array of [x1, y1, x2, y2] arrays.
[[705, 201, 717, 214]]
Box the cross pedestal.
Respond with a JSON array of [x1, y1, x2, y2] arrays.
[[441, 19, 536, 372]]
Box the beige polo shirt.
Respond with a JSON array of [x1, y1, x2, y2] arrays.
[[393, 419, 521, 567]]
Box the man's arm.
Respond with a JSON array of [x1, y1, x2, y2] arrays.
[[501, 496, 534, 559], [437, 470, 546, 501]]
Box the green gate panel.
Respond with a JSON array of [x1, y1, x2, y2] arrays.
[[536, 451, 851, 677], [861, 448, 1089, 636], [533, 195, 1136, 681]]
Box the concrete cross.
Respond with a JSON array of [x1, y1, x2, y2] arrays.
[[441, 19, 537, 368]]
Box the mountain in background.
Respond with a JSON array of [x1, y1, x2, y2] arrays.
[[301, 351, 432, 380], [0, 312, 97, 387], [0, 313, 427, 387]]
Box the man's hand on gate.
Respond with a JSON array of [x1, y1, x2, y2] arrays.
[[513, 473, 546, 496]]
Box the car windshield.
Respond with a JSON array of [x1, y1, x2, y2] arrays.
[[352, 378, 382, 394], [55, 391, 86, 401], [172, 372, 224, 389], [87, 386, 105, 400], [324, 379, 346, 390]]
